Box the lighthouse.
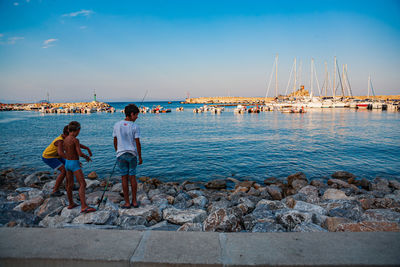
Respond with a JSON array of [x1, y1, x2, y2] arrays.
[[93, 89, 97, 102]]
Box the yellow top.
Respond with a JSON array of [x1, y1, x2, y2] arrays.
[[42, 135, 64, 159]]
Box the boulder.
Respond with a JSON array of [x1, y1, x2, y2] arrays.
[[322, 216, 353, 232], [184, 183, 201, 191], [0, 210, 40, 226], [13, 196, 44, 212], [336, 221, 400, 232], [177, 223, 203, 232], [233, 186, 249, 194], [287, 172, 308, 187], [247, 187, 260, 197], [359, 178, 371, 190], [331, 171, 356, 180], [173, 192, 192, 209], [39, 215, 68, 228], [60, 206, 81, 222], [111, 183, 122, 192], [86, 191, 123, 205], [207, 199, 232, 214], [310, 179, 326, 188], [205, 179, 227, 190], [87, 171, 98, 180], [361, 209, 400, 222], [42, 181, 57, 192], [297, 185, 320, 203], [291, 179, 308, 192], [119, 205, 162, 223], [243, 205, 276, 231], [72, 210, 117, 225], [238, 181, 255, 188], [293, 222, 328, 232], [186, 190, 204, 199], [35, 197, 65, 218], [389, 180, 400, 190], [264, 177, 282, 186], [191, 196, 208, 209], [236, 197, 255, 215], [256, 199, 286, 210], [328, 179, 354, 189], [360, 198, 400, 210], [293, 201, 327, 216], [203, 208, 242, 232], [24, 173, 40, 186], [85, 179, 100, 190], [148, 189, 162, 200], [325, 200, 363, 221], [252, 222, 285, 232], [266, 186, 283, 200], [322, 189, 351, 200], [369, 178, 391, 194], [117, 215, 147, 229], [275, 210, 314, 231], [163, 207, 207, 225]]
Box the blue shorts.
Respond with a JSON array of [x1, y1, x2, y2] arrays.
[[65, 160, 81, 172], [42, 157, 65, 171], [117, 153, 137, 176]]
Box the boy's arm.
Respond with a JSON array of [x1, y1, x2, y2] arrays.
[[55, 140, 66, 158], [135, 138, 142, 165], [113, 137, 118, 151], [75, 139, 91, 162], [79, 144, 92, 156]]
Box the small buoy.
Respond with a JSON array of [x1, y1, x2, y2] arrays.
[[87, 171, 98, 180]]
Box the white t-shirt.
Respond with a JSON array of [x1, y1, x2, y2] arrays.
[[112, 120, 141, 158]]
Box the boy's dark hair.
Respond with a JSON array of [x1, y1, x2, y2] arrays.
[[68, 121, 81, 132], [125, 104, 139, 117], [63, 125, 69, 135]]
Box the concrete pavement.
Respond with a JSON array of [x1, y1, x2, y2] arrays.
[[1, 228, 399, 266]]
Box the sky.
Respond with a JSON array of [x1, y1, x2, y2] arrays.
[[0, 0, 399, 102]]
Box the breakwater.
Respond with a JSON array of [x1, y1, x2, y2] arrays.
[[1, 168, 399, 232], [0, 101, 115, 113]]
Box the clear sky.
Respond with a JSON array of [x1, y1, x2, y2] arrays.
[[0, 0, 399, 102]]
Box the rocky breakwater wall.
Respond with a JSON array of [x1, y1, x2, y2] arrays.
[[1, 168, 400, 232]]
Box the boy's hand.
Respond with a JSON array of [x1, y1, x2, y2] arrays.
[[138, 157, 143, 165], [87, 148, 92, 157], [84, 155, 92, 162]]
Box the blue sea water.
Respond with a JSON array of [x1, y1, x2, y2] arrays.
[[0, 101, 399, 183]]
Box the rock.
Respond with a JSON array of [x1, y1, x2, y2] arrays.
[[35, 197, 65, 218], [252, 222, 285, 232], [186, 190, 204, 198], [369, 178, 391, 194], [336, 221, 400, 232], [85, 179, 100, 190], [147, 221, 180, 231], [72, 210, 117, 225], [359, 178, 371, 190], [322, 216, 353, 231], [266, 186, 283, 200], [13, 196, 44, 212], [111, 183, 122, 192], [7, 193, 27, 202], [331, 171, 356, 180], [203, 208, 242, 232], [247, 187, 260, 196], [275, 210, 314, 231], [256, 199, 287, 210], [389, 180, 400, 190], [60, 206, 81, 222], [227, 177, 240, 184], [86, 191, 123, 205], [163, 207, 207, 225], [322, 189, 351, 200], [177, 223, 203, 232], [328, 179, 354, 189], [205, 179, 227, 190], [207, 199, 232, 214], [24, 173, 40, 186], [39, 215, 68, 228], [297, 185, 320, 203], [87, 171, 98, 180], [138, 176, 150, 183], [292, 222, 328, 232], [287, 172, 308, 187], [243, 204, 276, 230], [293, 201, 327, 216], [238, 181, 255, 188], [42, 181, 57, 192], [237, 197, 255, 214], [191, 196, 208, 209], [166, 196, 175, 205], [291, 179, 308, 192], [325, 200, 363, 221], [148, 189, 162, 199], [361, 209, 400, 222], [360, 198, 400, 210], [173, 192, 192, 209], [264, 177, 282, 186], [15, 187, 36, 194], [233, 186, 249, 194], [310, 179, 326, 188], [119, 205, 162, 222], [184, 183, 201, 191], [0, 210, 40, 226], [27, 189, 43, 199], [117, 215, 147, 229]]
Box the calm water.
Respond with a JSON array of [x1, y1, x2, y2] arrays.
[[0, 101, 399, 183]]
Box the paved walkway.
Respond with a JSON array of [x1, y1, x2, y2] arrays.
[[0, 228, 399, 266]]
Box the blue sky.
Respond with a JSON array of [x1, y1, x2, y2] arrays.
[[0, 0, 399, 102]]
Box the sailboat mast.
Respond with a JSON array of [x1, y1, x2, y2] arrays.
[[275, 54, 279, 98], [333, 56, 337, 97], [310, 58, 314, 96], [293, 57, 297, 94], [368, 75, 371, 98], [342, 64, 346, 97], [324, 61, 328, 97]]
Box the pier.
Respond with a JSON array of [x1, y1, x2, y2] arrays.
[[0, 101, 115, 113]]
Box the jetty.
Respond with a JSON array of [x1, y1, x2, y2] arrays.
[[0, 101, 115, 113]]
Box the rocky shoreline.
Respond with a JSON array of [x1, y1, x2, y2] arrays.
[[1, 168, 399, 232]]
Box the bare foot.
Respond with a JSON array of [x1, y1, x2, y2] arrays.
[[68, 203, 79, 209]]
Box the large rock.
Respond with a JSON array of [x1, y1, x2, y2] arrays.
[[184, 183, 201, 191], [389, 180, 400, 190], [0, 210, 40, 226], [117, 215, 147, 229], [35, 197, 65, 218], [293, 201, 327, 216], [236, 197, 255, 214], [369, 178, 391, 194], [111, 183, 122, 192], [86, 191, 123, 205], [252, 222, 285, 232], [177, 223, 203, 232], [325, 200, 363, 221], [256, 199, 286, 210], [266, 186, 283, 200], [24, 172, 40, 186], [203, 208, 242, 232], [162, 207, 207, 225], [287, 172, 308, 187], [292, 223, 328, 232], [275, 210, 314, 231], [207, 199, 232, 214], [361, 209, 400, 222], [119, 205, 162, 223], [322, 189, 351, 200], [331, 171, 356, 180], [322, 216, 353, 232], [297, 185, 320, 203], [60, 206, 81, 222], [173, 192, 192, 209], [42, 181, 57, 192], [186, 190, 204, 199], [13, 196, 44, 212], [87, 171, 98, 180], [243, 204, 277, 230], [72, 210, 117, 225], [336, 221, 400, 232], [39, 214, 69, 228], [191, 196, 208, 209], [205, 179, 227, 190], [327, 179, 357, 190], [85, 179, 100, 190], [360, 198, 400, 210]]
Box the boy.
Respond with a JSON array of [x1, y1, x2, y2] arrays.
[[64, 121, 95, 213], [113, 104, 142, 208]]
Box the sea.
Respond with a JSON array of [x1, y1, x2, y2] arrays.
[[0, 101, 399, 183]]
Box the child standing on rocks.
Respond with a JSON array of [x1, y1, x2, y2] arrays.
[[64, 121, 95, 213], [113, 104, 142, 209]]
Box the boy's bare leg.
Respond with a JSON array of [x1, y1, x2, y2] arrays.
[[74, 169, 88, 210], [66, 170, 76, 208], [129, 175, 138, 206], [53, 165, 66, 193], [121, 175, 130, 207]]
